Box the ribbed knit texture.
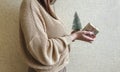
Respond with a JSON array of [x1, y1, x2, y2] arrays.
[[19, 0, 72, 72]]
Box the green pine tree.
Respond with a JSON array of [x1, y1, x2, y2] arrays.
[[72, 12, 82, 31]]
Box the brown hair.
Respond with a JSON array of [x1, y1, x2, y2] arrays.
[[37, 0, 57, 19]]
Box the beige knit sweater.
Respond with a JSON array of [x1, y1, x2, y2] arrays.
[[19, 0, 72, 72]]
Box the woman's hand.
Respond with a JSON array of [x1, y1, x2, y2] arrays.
[[70, 30, 96, 43]]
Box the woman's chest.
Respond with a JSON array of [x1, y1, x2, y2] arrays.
[[45, 19, 68, 38]]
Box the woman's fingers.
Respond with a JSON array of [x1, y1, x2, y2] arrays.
[[83, 31, 96, 38], [82, 34, 94, 42], [70, 30, 96, 43], [83, 31, 94, 35], [77, 31, 95, 42]]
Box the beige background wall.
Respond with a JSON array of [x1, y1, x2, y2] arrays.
[[0, 0, 120, 72], [0, 0, 27, 72]]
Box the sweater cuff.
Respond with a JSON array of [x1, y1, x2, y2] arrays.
[[64, 35, 73, 45]]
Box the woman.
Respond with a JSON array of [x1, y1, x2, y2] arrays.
[[19, 0, 95, 72]]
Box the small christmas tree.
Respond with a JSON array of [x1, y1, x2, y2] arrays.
[[72, 12, 82, 31]]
